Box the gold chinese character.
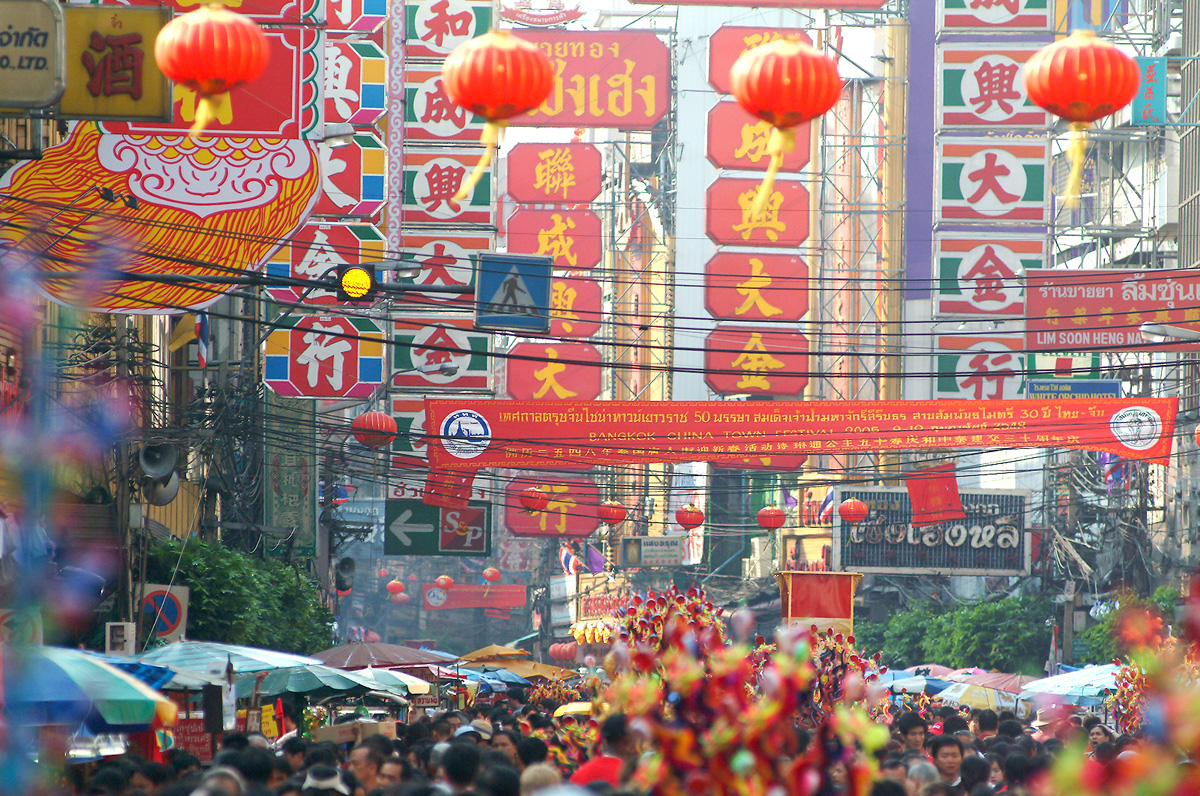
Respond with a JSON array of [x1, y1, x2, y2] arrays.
[[735, 257, 783, 317], [551, 281, 581, 333], [536, 213, 578, 267], [733, 120, 773, 163], [534, 147, 577, 200], [533, 349, 578, 399], [730, 332, 786, 390], [175, 84, 233, 124], [539, 484, 577, 534], [732, 187, 786, 242]]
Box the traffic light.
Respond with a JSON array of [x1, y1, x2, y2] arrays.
[[336, 264, 376, 302], [334, 557, 356, 591]]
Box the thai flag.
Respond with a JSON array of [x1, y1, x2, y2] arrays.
[[818, 486, 835, 522], [1098, 452, 1131, 495], [195, 312, 210, 369], [559, 546, 581, 575]]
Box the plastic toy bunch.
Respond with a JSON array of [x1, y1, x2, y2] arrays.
[[609, 584, 727, 652], [528, 678, 585, 708]]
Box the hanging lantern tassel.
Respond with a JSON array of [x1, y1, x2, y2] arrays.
[[454, 121, 503, 202], [1061, 121, 1089, 209], [190, 94, 226, 137], [751, 127, 796, 217]]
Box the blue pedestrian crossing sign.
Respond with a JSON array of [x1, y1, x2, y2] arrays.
[[474, 253, 552, 333]]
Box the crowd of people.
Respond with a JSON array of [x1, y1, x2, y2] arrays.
[[65, 687, 1131, 796]]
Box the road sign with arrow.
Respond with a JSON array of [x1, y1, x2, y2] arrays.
[[384, 499, 492, 556], [474, 252, 552, 333]]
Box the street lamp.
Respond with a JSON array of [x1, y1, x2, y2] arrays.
[[1140, 322, 1200, 344]]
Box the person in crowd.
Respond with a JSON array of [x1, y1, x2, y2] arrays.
[[491, 729, 522, 766], [130, 761, 173, 794], [897, 713, 929, 755], [475, 756, 521, 796], [959, 755, 990, 794], [568, 714, 637, 788], [983, 753, 1006, 792], [974, 711, 999, 742], [996, 720, 1025, 741], [270, 756, 295, 790], [516, 738, 550, 772], [827, 760, 849, 794], [431, 720, 455, 743], [301, 764, 352, 796], [519, 762, 562, 796], [349, 742, 386, 793], [1086, 723, 1116, 758], [378, 755, 421, 789], [439, 741, 483, 795], [928, 736, 965, 792], [200, 765, 248, 796], [880, 758, 907, 784], [282, 738, 312, 774]]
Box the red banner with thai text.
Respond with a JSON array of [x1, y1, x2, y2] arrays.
[[424, 398, 1179, 471], [422, 584, 527, 610]]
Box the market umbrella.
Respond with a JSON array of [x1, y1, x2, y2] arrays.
[[463, 670, 509, 693], [462, 644, 532, 662], [465, 665, 531, 686], [1018, 664, 1118, 706], [82, 651, 227, 692], [234, 663, 411, 699], [936, 682, 1032, 718], [140, 641, 321, 674], [904, 663, 954, 677], [481, 658, 576, 681], [354, 668, 432, 695], [947, 667, 988, 680], [955, 672, 1038, 694], [313, 642, 455, 669], [5, 646, 177, 733], [887, 675, 953, 696]]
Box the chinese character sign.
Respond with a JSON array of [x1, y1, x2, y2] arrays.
[[327, 0, 388, 33], [264, 315, 386, 398], [324, 39, 387, 127], [704, 327, 809, 397], [390, 399, 431, 469], [935, 235, 1040, 317], [405, 68, 486, 142], [938, 45, 1048, 128], [550, 276, 603, 339], [706, 177, 810, 248], [939, 0, 1051, 31], [61, 6, 172, 121], [938, 140, 1048, 223], [265, 223, 386, 306], [935, 335, 1025, 400], [507, 143, 603, 204], [393, 234, 488, 308], [506, 342, 603, 401], [405, 0, 491, 58], [704, 251, 809, 322], [707, 101, 811, 172], [508, 31, 669, 129], [707, 26, 812, 95], [312, 133, 387, 218], [506, 209, 602, 271], [1133, 57, 1166, 126], [402, 151, 492, 224], [505, 473, 601, 538], [119, 0, 321, 24], [394, 317, 492, 392]]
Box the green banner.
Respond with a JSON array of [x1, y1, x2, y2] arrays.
[[264, 394, 317, 557]]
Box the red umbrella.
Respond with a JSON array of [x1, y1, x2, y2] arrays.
[[955, 672, 1038, 695], [312, 642, 453, 670]]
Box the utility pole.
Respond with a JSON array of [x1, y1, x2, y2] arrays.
[[115, 317, 135, 628]]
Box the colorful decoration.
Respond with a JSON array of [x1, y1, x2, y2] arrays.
[[378, 568, 389, 578], [351, 411, 397, 449], [389, 592, 410, 606], [434, 575, 454, 590], [441, 30, 555, 200], [837, 498, 868, 524], [608, 584, 724, 652], [599, 501, 628, 526], [1023, 30, 1139, 206], [386, 580, 405, 594], [676, 504, 704, 530], [520, 486, 550, 513], [756, 505, 786, 530], [482, 567, 501, 583], [728, 37, 841, 213], [154, 5, 269, 135]]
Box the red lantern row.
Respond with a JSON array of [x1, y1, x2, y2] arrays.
[[838, 498, 868, 525], [757, 505, 785, 530], [548, 641, 578, 661], [390, 592, 411, 606]]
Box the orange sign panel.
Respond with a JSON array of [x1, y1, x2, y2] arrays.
[[707, 102, 810, 172], [708, 26, 813, 95], [705, 327, 810, 397], [706, 177, 810, 248], [505, 342, 603, 401], [705, 251, 809, 322], [507, 209, 602, 271]]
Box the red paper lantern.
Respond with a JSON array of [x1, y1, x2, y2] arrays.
[[390, 592, 410, 606], [435, 575, 454, 590], [441, 30, 555, 200], [728, 37, 842, 211], [598, 500, 628, 526], [551, 643, 563, 659], [351, 411, 398, 449], [838, 498, 869, 525], [1023, 30, 1139, 205], [676, 504, 705, 530], [757, 505, 786, 530], [377, 568, 389, 578], [386, 580, 405, 595], [482, 567, 501, 583], [520, 486, 550, 513], [336, 588, 351, 597], [154, 5, 269, 135], [567, 641, 578, 658]]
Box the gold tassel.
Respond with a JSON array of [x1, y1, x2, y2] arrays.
[[454, 121, 502, 202], [750, 127, 796, 217], [188, 93, 225, 137], [1061, 120, 1089, 209]]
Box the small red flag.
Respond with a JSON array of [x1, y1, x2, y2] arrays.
[[904, 463, 967, 527], [423, 468, 476, 510], [775, 572, 862, 637]]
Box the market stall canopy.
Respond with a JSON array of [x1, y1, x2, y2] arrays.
[[465, 665, 531, 686], [1018, 664, 1118, 706], [313, 642, 456, 669], [954, 672, 1038, 694], [481, 658, 576, 681], [463, 645, 531, 662], [353, 667, 432, 695], [936, 682, 1032, 718], [946, 667, 988, 679], [5, 646, 177, 733], [887, 675, 953, 695], [140, 641, 321, 674], [904, 664, 954, 677], [235, 663, 412, 700], [83, 651, 225, 692]]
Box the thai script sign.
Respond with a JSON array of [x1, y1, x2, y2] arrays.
[[0, 0, 63, 108]]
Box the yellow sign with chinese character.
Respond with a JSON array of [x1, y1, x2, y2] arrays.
[[59, 5, 172, 121]]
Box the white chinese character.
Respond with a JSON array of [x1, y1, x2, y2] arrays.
[[296, 322, 352, 391], [325, 48, 359, 119], [318, 144, 356, 209]]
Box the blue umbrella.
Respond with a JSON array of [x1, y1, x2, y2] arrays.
[[887, 675, 953, 696], [462, 670, 507, 694], [465, 665, 531, 686]]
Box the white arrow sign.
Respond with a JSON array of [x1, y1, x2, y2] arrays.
[[387, 509, 435, 547]]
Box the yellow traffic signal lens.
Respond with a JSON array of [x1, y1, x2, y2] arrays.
[[340, 267, 372, 299]]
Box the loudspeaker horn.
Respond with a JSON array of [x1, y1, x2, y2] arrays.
[[138, 442, 178, 480], [144, 471, 180, 506]]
